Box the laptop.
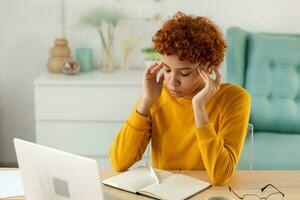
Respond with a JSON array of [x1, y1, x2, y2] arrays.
[[14, 138, 121, 200]]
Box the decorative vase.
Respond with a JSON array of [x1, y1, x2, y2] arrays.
[[101, 35, 114, 73], [102, 46, 114, 72], [47, 38, 72, 73], [97, 22, 115, 73], [76, 48, 93, 73]]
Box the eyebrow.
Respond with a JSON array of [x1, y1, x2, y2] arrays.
[[162, 62, 192, 70]]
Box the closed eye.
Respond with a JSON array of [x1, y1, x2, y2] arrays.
[[164, 68, 192, 76], [180, 72, 191, 76], [163, 62, 194, 77], [165, 68, 171, 73]]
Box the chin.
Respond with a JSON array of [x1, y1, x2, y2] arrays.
[[171, 93, 183, 98]]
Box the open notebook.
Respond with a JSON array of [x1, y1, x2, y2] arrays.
[[102, 166, 211, 200]]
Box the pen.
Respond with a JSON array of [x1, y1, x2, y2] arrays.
[[150, 167, 161, 184]]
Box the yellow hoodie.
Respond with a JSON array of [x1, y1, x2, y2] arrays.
[[109, 83, 251, 185]]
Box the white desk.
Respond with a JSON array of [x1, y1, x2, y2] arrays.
[[3, 169, 300, 200]]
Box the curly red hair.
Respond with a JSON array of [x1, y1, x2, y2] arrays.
[[152, 12, 227, 72]]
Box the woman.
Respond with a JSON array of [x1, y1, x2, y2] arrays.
[[109, 12, 251, 185]]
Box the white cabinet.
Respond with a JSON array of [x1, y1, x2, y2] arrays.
[[34, 70, 144, 169]]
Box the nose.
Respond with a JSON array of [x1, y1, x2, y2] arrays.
[[168, 72, 180, 87]]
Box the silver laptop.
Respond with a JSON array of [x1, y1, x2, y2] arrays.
[[14, 138, 120, 200]]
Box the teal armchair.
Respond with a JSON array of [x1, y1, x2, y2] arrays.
[[227, 27, 300, 170]]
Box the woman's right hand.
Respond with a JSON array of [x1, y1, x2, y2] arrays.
[[143, 61, 164, 104], [137, 62, 164, 116]]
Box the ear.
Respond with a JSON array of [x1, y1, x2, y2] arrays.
[[207, 63, 216, 74], [202, 68, 211, 74], [199, 62, 211, 74], [207, 68, 213, 74]]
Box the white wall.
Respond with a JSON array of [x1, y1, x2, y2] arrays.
[[0, 0, 62, 165], [1, 0, 300, 165]]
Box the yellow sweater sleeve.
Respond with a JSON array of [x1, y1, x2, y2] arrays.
[[109, 100, 151, 171], [195, 90, 251, 185]]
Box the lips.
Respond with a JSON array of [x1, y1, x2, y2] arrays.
[[168, 89, 181, 95]]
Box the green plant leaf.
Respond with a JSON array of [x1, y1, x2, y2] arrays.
[[80, 6, 124, 28], [141, 47, 161, 60]]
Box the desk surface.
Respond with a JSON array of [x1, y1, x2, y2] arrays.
[[3, 169, 300, 200]]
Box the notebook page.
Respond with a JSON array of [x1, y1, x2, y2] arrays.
[[102, 166, 173, 193], [140, 174, 211, 200]]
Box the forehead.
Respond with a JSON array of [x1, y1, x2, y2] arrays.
[[161, 55, 198, 69]]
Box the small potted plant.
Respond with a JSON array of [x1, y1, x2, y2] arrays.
[[141, 47, 161, 68]]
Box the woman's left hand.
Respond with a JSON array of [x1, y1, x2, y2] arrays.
[[192, 68, 222, 107]]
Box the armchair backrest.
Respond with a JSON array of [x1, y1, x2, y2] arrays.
[[226, 27, 300, 133]]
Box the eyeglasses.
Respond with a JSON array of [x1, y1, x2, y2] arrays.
[[229, 184, 285, 200]]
